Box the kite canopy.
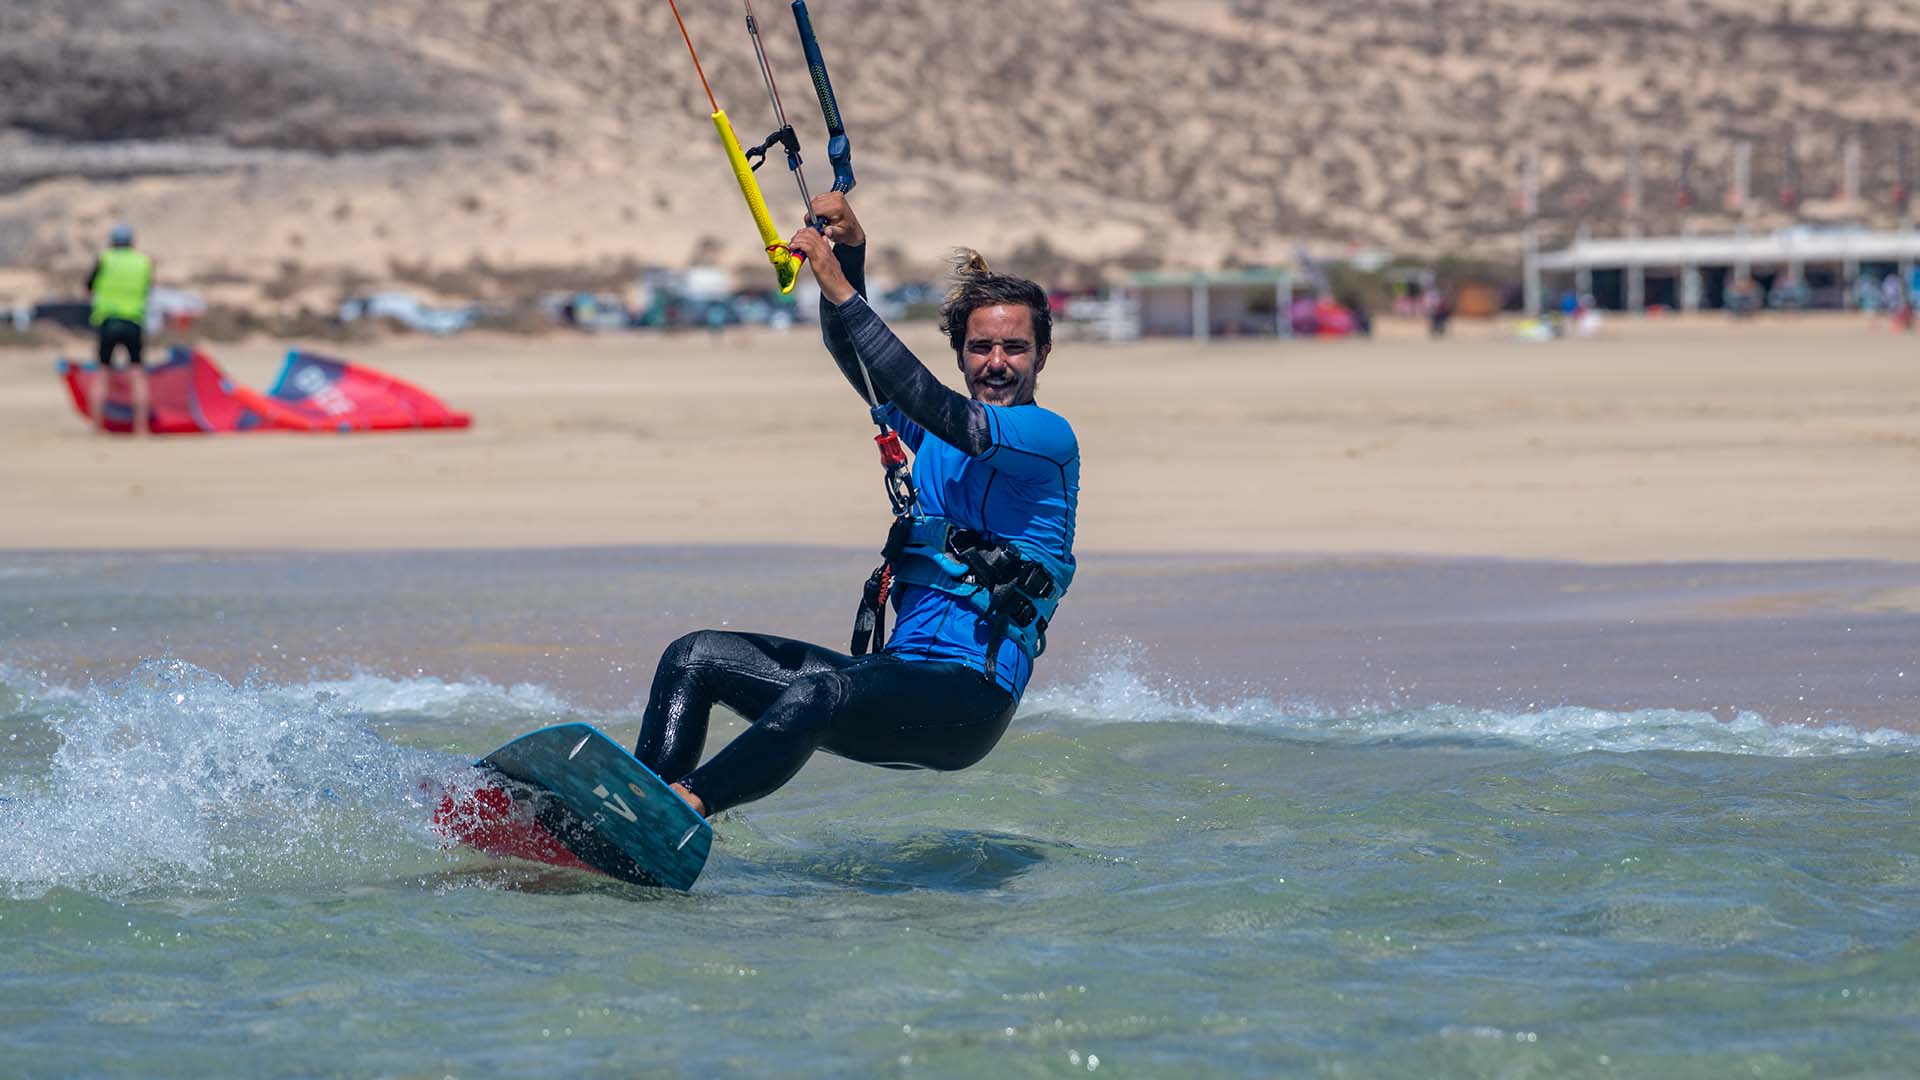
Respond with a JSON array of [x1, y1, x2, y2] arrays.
[[57, 347, 470, 434], [58, 347, 308, 434], [267, 351, 471, 431]]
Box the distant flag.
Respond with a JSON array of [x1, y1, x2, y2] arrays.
[[1674, 147, 1696, 210], [1778, 134, 1799, 212], [1291, 244, 1331, 298], [1622, 144, 1642, 217], [1726, 141, 1751, 211], [1727, 143, 1742, 211], [1896, 138, 1912, 211], [1516, 144, 1539, 218]]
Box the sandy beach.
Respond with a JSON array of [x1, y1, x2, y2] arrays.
[[3, 315, 1916, 564]]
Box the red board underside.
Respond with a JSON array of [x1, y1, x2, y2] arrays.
[[432, 784, 603, 876]]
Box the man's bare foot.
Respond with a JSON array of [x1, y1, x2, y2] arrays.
[[671, 783, 707, 817]]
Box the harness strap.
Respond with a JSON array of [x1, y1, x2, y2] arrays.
[[981, 607, 1009, 682], [850, 562, 892, 655], [852, 515, 1061, 677]]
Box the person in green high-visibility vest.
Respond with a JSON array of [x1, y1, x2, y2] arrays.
[[86, 224, 153, 433]]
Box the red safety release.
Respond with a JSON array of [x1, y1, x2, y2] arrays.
[[875, 429, 908, 469]]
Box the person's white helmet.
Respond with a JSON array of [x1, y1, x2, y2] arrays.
[[108, 223, 134, 247]]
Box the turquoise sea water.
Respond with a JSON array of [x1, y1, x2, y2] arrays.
[[2, 551, 1917, 1076]]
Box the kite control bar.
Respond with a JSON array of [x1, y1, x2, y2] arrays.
[[741, 0, 856, 226], [741, 0, 817, 225], [664, 0, 803, 293], [661, 0, 858, 289]]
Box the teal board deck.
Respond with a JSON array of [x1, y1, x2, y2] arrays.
[[478, 723, 711, 891]]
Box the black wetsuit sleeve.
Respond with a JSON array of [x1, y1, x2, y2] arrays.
[[826, 293, 994, 457], [820, 242, 875, 400], [85, 259, 101, 295]]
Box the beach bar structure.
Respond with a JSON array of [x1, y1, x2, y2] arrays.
[[1529, 227, 1920, 313], [1122, 269, 1298, 340]]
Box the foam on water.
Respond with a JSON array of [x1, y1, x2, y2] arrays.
[[0, 559, 58, 580], [291, 672, 572, 723], [0, 662, 80, 711], [0, 661, 527, 900], [2, 650, 1911, 902], [1022, 651, 1920, 757]]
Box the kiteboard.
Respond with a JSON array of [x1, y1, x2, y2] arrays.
[[432, 722, 710, 891]]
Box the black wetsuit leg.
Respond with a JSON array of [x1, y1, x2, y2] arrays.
[[633, 629, 1017, 815]]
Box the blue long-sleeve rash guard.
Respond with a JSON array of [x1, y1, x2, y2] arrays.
[[820, 242, 1079, 698]]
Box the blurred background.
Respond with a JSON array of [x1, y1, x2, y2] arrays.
[[6, 0, 1919, 343]]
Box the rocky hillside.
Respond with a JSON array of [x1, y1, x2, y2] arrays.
[[4, 0, 1918, 303]]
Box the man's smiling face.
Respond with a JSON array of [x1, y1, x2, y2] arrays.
[[959, 304, 1049, 406]]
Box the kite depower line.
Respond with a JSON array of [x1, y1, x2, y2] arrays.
[[662, 0, 857, 295], [663, 0, 902, 514], [663, 0, 913, 639]]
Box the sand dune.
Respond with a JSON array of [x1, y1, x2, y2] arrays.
[[4, 0, 1919, 308]]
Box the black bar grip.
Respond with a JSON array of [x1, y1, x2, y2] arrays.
[[792, 0, 855, 192]]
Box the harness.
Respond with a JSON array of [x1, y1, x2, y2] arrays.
[[833, 331, 1066, 683], [851, 513, 1062, 682]]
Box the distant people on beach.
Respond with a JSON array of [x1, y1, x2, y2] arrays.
[[1879, 274, 1911, 330], [1423, 285, 1453, 338], [86, 224, 152, 433], [1542, 290, 1603, 338], [1341, 296, 1373, 338], [1727, 277, 1762, 319], [1767, 275, 1810, 312], [1854, 274, 1883, 313]]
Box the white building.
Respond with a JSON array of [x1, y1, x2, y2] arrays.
[[1529, 226, 1920, 312], [1121, 269, 1299, 340]]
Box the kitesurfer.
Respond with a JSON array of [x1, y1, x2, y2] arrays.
[[85, 224, 153, 433], [633, 193, 1079, 817]]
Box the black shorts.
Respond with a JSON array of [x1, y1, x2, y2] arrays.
[[96, 318, 144, 368]]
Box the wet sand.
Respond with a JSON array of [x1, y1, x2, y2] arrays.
[[3, 547, 1914, 730], [2, 314, 1917, 564]]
